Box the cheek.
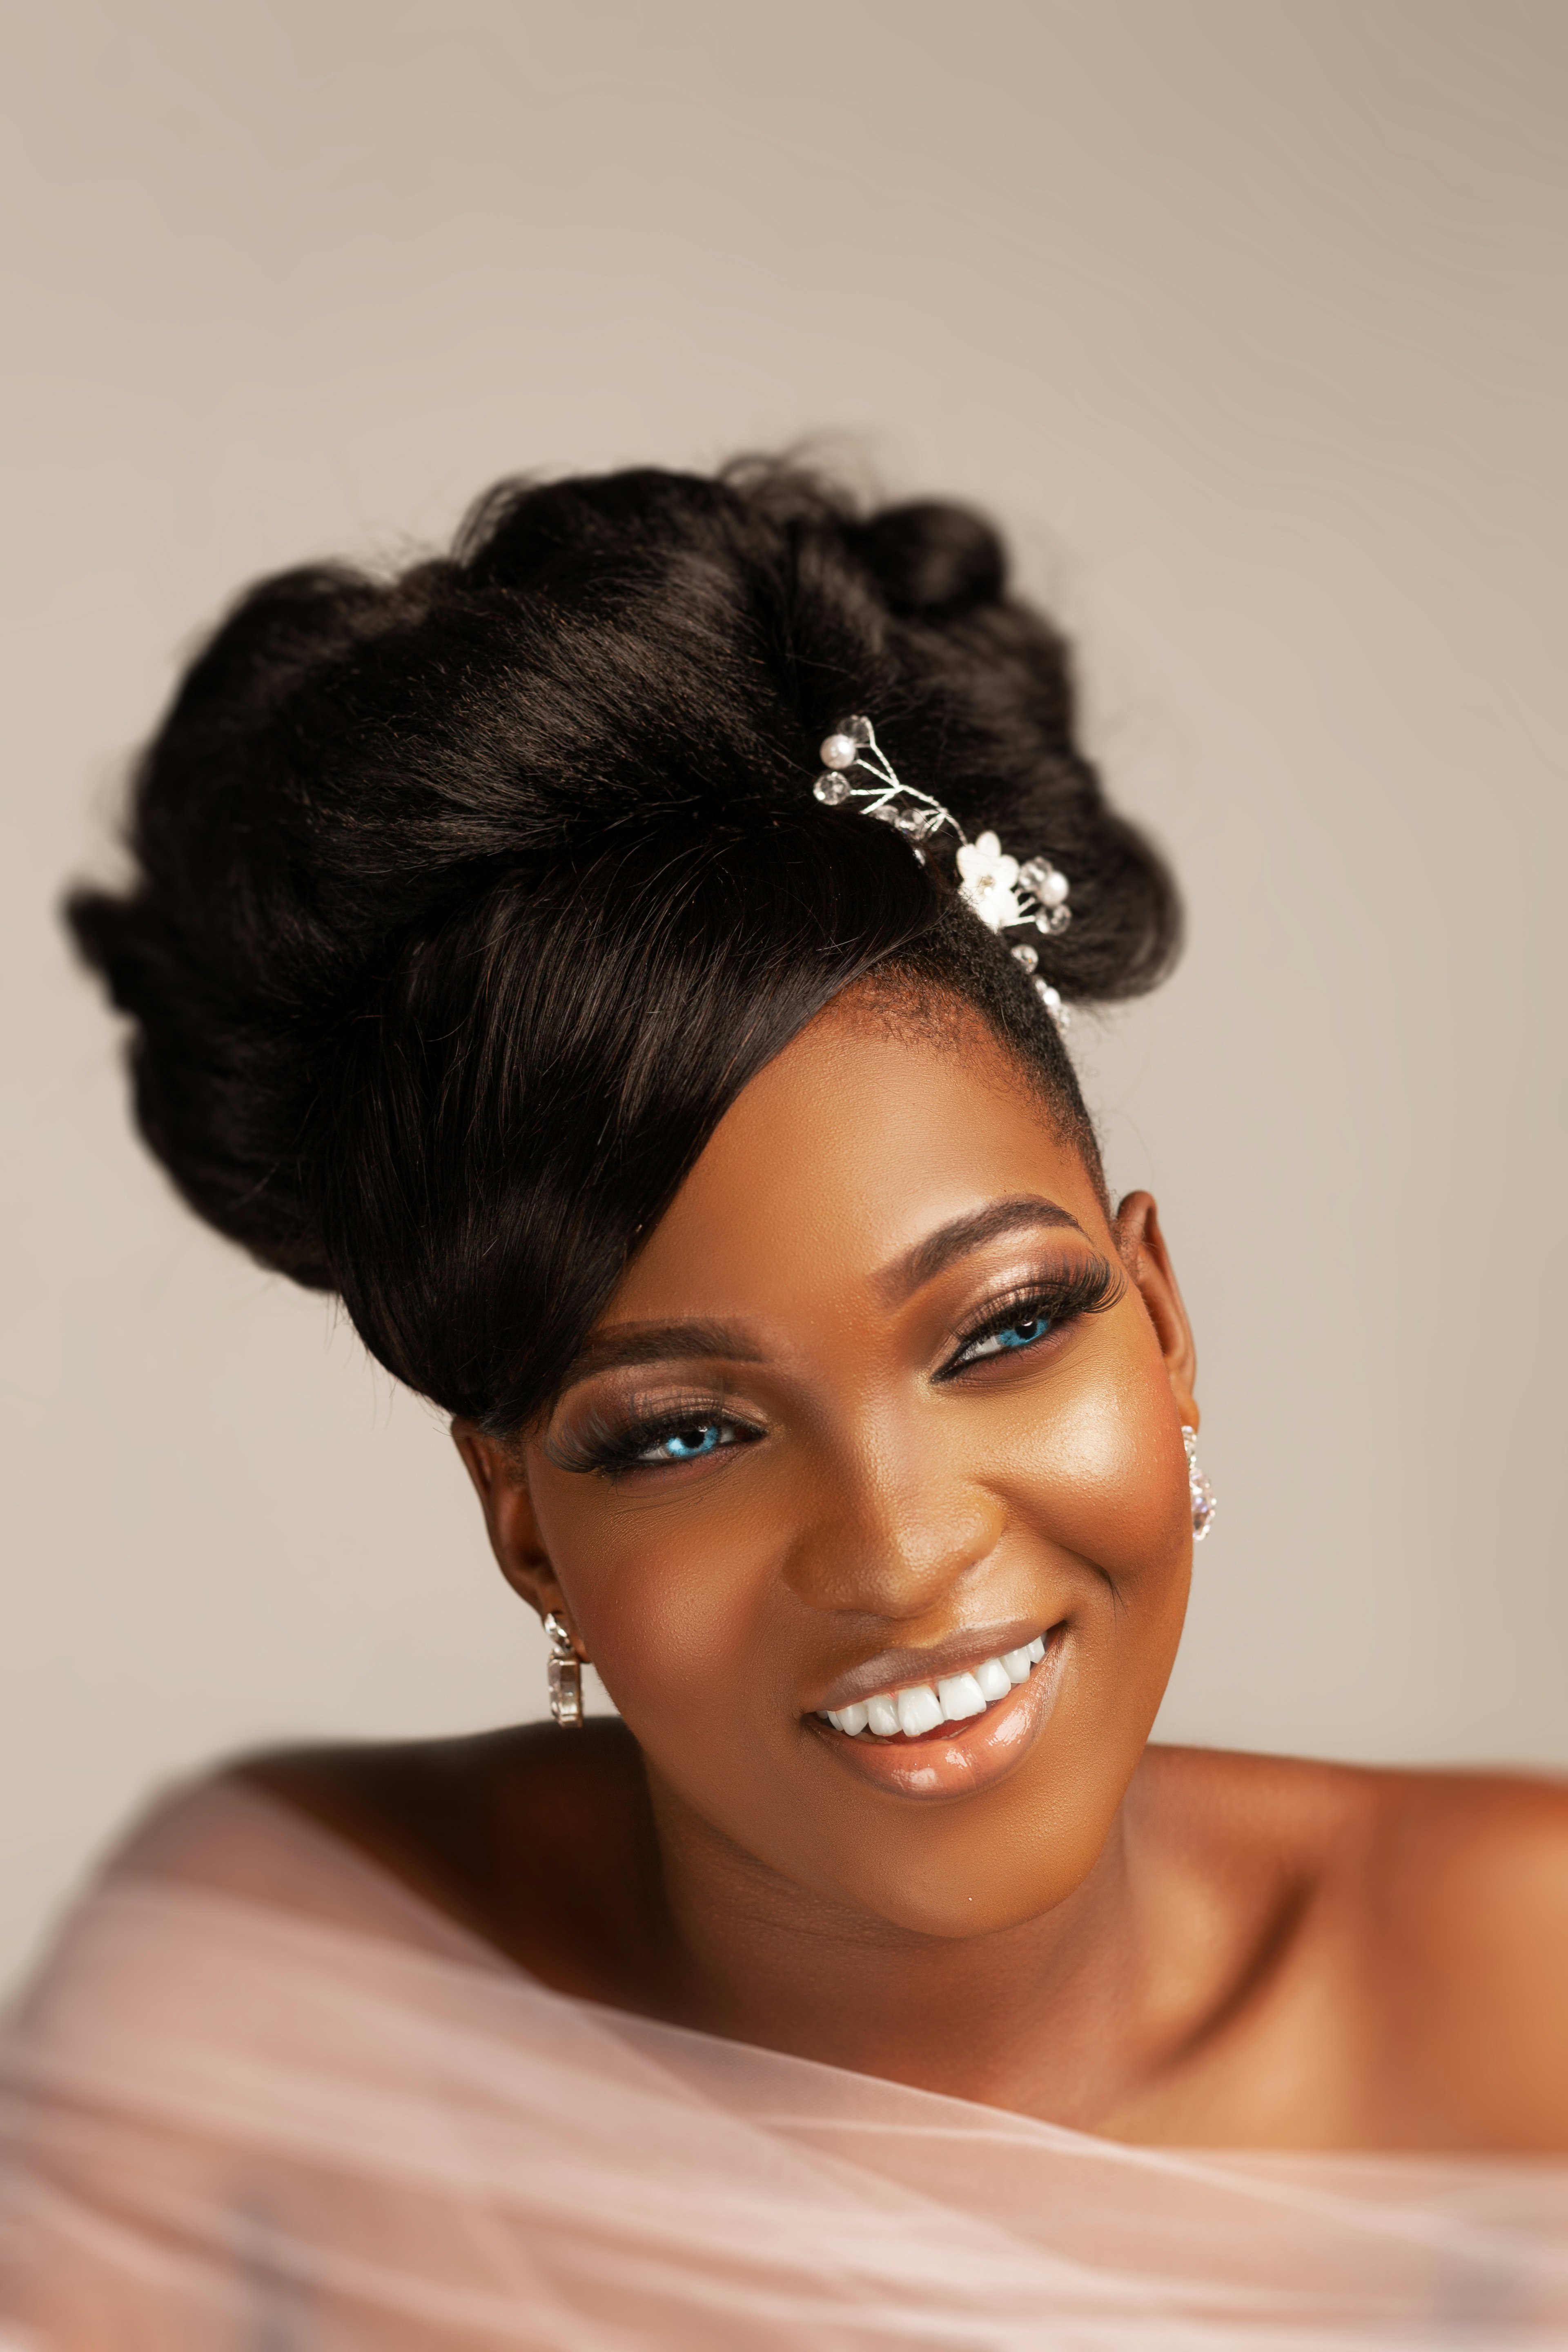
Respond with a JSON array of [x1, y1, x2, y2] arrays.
[[991, 1319, 1193, 1800], [532, 1477, 785, 1740], [1004, 1317, 1192, 1602]]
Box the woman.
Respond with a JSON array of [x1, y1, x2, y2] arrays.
[[3, 462, 1564, 2345]]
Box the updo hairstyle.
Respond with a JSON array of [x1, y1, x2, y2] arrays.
[[68, 463, 1179, 1436]]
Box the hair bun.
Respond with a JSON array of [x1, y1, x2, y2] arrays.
[[854, 500, 1007, 617], [70, 456, 1180, 1432]]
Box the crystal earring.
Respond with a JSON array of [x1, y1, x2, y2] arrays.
[[1183, 1426, 1217, 1541], [543, 1611, 585, 1726]]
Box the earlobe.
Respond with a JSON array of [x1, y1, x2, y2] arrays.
[[1112, 1192, 1199, 1427], [449, 1420, 566, 1620]]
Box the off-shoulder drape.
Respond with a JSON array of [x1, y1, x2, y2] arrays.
[[2, 1795, 1565, 2348]]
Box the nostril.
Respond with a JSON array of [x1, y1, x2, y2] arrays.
[[783, 1492, 1008, 1618]]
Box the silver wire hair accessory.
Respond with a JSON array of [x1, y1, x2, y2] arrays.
[[813, 716, 1073, 1029], [543, 1611, 585, 1727], [1183, 1426, 1217, 1542]]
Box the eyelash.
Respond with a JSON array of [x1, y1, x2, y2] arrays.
[[547, 1396, 764, 1481], [936, 1256, 1123, 1381], [555, 1255, 1124, 1478]]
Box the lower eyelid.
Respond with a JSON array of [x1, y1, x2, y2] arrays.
[[968, 1327, 1050, 1362]]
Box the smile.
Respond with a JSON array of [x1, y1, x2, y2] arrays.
[[817, 1636, 1047, 1740]]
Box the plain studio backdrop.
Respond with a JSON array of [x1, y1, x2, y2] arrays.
[[1, 0, 1564, 1996]]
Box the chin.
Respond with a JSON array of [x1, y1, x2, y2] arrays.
[[848, 1862, 1099, 1944], [775, 1760, 1136, 1945]]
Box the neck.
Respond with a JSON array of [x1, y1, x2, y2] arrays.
[[644, 1766, 1156, 2124]]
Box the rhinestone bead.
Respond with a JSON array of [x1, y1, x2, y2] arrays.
[[1034, 977, 1069, 1029], [866, 801, 898, 823], [893, 807, 925, 837], [1021, 858, 1069, 908], [820, 733, 859, 770], [1036, 904, 1072, 935], [813, 771, 851, 805], [840, 715, 874, 746], [1011, 942, 1039, 973], [1186, 1430, 1218, 1541]]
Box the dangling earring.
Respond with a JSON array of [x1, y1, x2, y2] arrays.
[[1183, 1426, 1217, 1541], [543, 1611, 585, 1726]]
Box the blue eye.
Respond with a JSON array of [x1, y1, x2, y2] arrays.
[[963, 1313, 1052, 1363], [639, 1420, 726, 1463]]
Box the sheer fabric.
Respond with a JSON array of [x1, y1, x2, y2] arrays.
[[1, 1788, 1564, 2348]]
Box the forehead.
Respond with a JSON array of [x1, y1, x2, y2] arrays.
[[610, 996, 1106, 1326]]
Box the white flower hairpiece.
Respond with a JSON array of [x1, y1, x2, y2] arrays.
[[812, 715, 1073, 1028]]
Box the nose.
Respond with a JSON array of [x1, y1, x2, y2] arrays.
[[781, 1431, 1007, 1624]]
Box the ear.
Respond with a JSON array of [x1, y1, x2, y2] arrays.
[[450, 1421, 572, 1628], [1113, 1192, 1199, 1429]]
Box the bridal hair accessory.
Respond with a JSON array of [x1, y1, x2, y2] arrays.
[[543, 1611, 585, 1726], [814, 716, 1073, 1029], [1183, 1426, 1217, 1542]]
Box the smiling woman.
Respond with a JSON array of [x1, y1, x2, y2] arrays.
[[4, 463, 1566, 2346], [467, 1013, 1197, 1912]]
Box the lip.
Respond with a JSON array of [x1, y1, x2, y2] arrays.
[[807, 1626, 1066, 1804], [808, 1617, 1048, 1717]]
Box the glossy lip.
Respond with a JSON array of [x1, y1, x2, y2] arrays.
[[808, 1617, 1047, 1718], [808, 1626, 1066, 1804]]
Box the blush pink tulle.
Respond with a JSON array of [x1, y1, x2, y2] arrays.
[[1, 1784, 1564, 2347]]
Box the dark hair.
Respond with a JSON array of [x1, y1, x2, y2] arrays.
[[68, 461, 1179, 1436]]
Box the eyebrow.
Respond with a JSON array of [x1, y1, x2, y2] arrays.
[[875, 1194, 1089, 1305], [560, 1195, 1090, 1395], [560, 1318, 767, 1390]]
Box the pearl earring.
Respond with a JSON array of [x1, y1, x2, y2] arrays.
[[543, 1612, 585, 1727], [1183, 1427, 1217, 1541]]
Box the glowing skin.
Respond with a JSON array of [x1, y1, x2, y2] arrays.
[[494, 996, 1195, 1943], [249, 988, 1568, 2154]]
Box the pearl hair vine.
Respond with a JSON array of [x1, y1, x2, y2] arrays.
[[813, 715, 1074, 1029]]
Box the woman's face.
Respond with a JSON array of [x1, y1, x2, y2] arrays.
[[477, 993, 1198, 1940]]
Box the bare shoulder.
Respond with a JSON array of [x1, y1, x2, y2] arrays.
[[89, 1719, 654, 1995], [101, 1736, 531, 1945], [232, 1719, 663, 2001], [1349, 1764, 1568, 2149], [1137, 1745, 1568, 2149], [91, 1724, 654, 1998], [1139, 1737, 1568, 1908], [1131, 1741, 1380, 1886]]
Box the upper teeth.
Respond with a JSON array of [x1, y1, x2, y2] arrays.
[[820, 1637, 1046, 1738]]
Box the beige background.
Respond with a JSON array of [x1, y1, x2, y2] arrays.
[[2, 0, 1564, 1997]]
